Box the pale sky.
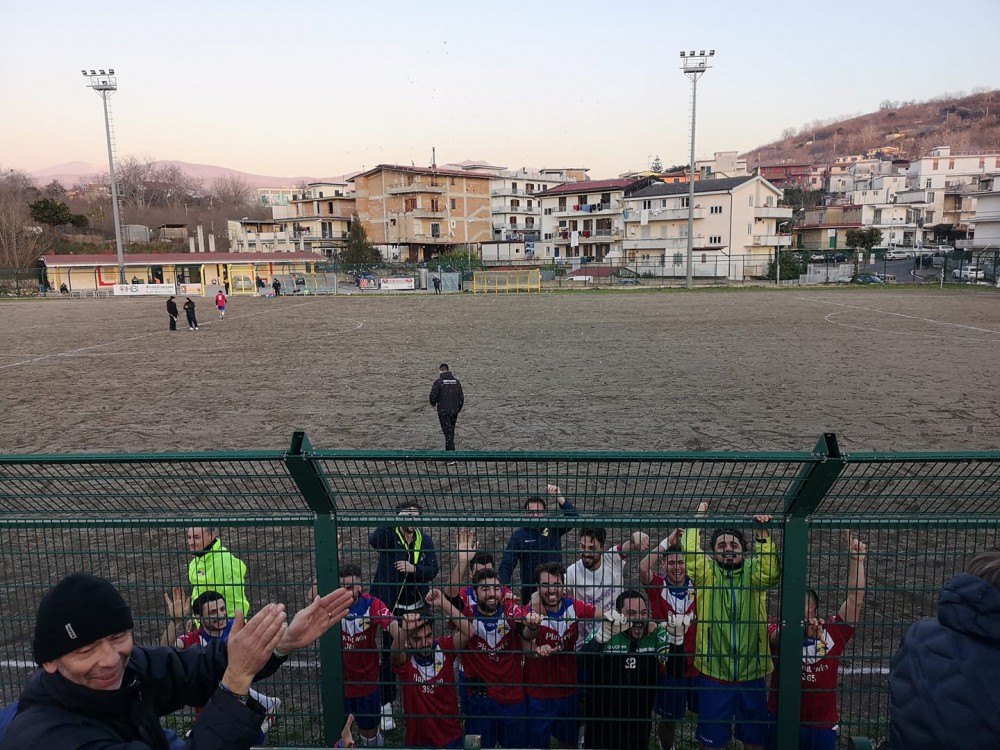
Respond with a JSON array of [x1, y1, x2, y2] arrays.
[[2, 0, 998, 180]]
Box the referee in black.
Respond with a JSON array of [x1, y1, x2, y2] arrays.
[[429, 363, 464, 458]]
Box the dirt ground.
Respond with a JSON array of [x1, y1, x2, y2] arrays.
[[1, 286, 998, 455]]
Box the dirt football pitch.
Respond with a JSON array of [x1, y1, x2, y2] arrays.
[[1, 287, 998, 455]]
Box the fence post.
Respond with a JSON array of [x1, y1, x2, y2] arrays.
[[775, 433, 845, 750], [284, 430, 344, 747]]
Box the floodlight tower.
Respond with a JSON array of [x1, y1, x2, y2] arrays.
[[679, 49, 714, 289], [81, 68, 125, 283]]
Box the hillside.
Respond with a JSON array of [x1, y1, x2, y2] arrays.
[[744, 89, 1000, 167]]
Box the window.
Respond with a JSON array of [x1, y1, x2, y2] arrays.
[[558, 197, 567, 210], [430, 223, 441, 238], [526, 217, 534, 228], [702, 254, 707, 263], [980, 158, 986, 169], [404, 198, 417, 212], [925, 179, 932, 189], [526, 183, 534, 193], [527, 200, 533, 209], [748, 223, 752, 235], [578, 195, 588, 205], [710, 205, 723, 214], [748, 195, 754, 206], [327, 202, 334, 213], [642, 200, 652, 209], [948, 159, 955, 169], [450, 198, 456, 210], [709, 235, 722, 244], [430, 198, 440, 212], [932, 160, 939, 170], [511, 199, 520, 210], [680, 197, 690, 208], [449, 177, 456, 186], [673, 253, 683, 265]]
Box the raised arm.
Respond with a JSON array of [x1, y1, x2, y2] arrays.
[[426, 588, 474, 650], [838, 531, 868, 624], [551, 484, 578, 537], [682, 502, 711, 586], [445, 528, 478, 599], [161, 586, 191, 647], [641, 529, 681, 585], [749, 514, 780, 588], [391, 613, 419, 669], [619, 530, 650, 555]]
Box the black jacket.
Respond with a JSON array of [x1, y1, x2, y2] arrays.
[[429, 371, 464, 415], [889, 573, 1000, 749], [166, 299, 179, 317], [368, 526, 439, 609], [1, 641, 283, 750]]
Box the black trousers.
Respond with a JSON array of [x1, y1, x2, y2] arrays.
[[168, 315, 177, 331], [186, 312, 198, 328], [438, 411, 458, 451]]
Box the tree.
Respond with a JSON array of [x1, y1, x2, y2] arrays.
[[29, 198, 88, 229], [340, 213, 381, 266], [845, 227, 883, 277], [650, 155, 663, 172], [0, 169, 48, 270], [44, 180, 67, 197], [765, 252, 805, 281], [210, 173, 255, 207]]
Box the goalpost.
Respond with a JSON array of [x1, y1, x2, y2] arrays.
[[472, 269, 542, 293]]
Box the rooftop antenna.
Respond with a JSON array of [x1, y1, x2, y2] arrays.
[[431, 146, 437, 168]]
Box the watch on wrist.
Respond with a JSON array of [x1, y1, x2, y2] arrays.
[[218, 681, 249, 704]]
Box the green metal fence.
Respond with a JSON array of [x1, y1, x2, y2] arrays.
[[1, 432, 999, 749]]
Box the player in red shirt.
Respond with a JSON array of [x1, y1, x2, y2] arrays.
[[766, 532, 867, 750], [390, 589, 474, 749], [214, 290, 227, 319], [461, 568, 542, 748], [641, 533, 698, 750], [524, 562, 599, 748], [340, 564, 400, 746]]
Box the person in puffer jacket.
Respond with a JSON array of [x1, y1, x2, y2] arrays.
[[889, 549, 1000, 750]]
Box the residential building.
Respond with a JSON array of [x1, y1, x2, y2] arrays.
[[490, 168, 578, 243], [622, 175, 790, 280], [906, 146, 1000, 243], [256, 187, 297, 209], [957, 185, 1000, 256], [286, 181, 356, 258], [696, 151, 748, 180], [536, 178, 648, 262], [755, 163, 812, 189], [797, 205, 864, 252], [352, 164, 492, 262], [228, 218, 301, 254]]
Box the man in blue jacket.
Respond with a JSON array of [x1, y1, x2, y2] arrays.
[[889, 549, 1000, 749], [369, 502, 439, 731], [499, 484, 578, 604], [1, 572, 352, 750]]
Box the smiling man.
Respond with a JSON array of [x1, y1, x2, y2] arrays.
[[2, 572, 352, 750]]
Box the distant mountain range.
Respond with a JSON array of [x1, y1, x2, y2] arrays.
[[28, 160, 347, 189]]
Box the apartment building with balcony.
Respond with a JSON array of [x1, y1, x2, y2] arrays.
[[490, 168, 581, 243], [352, 164, 492, 261], [286, 181, 356, 258], [797, 205, 864, 252], [535, 178, 649, 262], [696, 150, 748, 180], [957, 186, 1000, 254], [622, 175, 790, 280]]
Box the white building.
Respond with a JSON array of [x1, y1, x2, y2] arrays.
[[957, 187, 1000, 255], [489, 168, 579, 244], [622, 175, 790, 280], [696, 150, 748, 180]]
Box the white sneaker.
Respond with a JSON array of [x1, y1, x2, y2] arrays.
[[261, 696, 281, 735], [380, 702, 395, 732]]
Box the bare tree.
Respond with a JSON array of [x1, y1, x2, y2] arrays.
[[210, 173, 256, 207], [0, 169, 48, 270]]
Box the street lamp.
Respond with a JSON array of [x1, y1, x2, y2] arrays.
[[777, 221, 790, 285], [679, 49, 714, 289], [81, 68, 126, 283]]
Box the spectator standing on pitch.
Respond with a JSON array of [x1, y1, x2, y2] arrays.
[[889, 549, 1000, 750], [499, 484, 578, 605], [461, 568, 542, 748], [524, 562, 600, 749], [683, 501, 779, 750], [272, 278, 281, 296], [166, 295, 179, 331], [187, 525, 251, 623], [161, 588, 281, 740], [432, 275, 442, 294], [215, 289, 227, 319], [369, 502, 439, 732], [641, 533, 698, 750], [429, 363, 464, 454], [390, 590, 475, 750], [766, 531, 867, 750], [1, 571, 352, 750], [580, 589, 669, 750], [566, 527, 649, 644], [339, 563, 400, 747], [183, 297, 199, 330]]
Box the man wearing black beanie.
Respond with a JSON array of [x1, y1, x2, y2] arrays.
[[1, 572, 352, 750]]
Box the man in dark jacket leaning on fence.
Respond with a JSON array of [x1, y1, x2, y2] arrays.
[[1, 572, 351, 750], [889, 549, 1000, 750]]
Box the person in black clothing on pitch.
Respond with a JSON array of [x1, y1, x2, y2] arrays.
[[429, 363, 464, 455], [166, 296, 179, 331]]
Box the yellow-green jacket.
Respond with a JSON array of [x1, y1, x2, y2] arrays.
[[682, 527, 779, 683], [188, 537, 250, 618]]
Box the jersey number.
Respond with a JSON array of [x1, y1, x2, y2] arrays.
[[625, 657, 637, 670]]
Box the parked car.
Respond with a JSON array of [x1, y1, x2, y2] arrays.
[[852, 273, 885, 284], [952, 266, 984, 281], [810, 252, 847, 263], [884, 248, 915, 260]]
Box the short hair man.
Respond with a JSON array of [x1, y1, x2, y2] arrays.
[[581, 589, 669, 750], [682, 501, 780, 750], [429, 364, 464, 453], [339, 563, 401, 746], [160, 587, 281, 740], [390, 589, 476, 750], [461, 568, 542, 748], [368, 502, 439, 730], [641, 534, 698, 750], [565, 526, 649, 644], [187, 525, 250, 622], [499, 483, 578, 604], [2, 572, 352, 750], [524, 561, 601, 749], [766, 531, 867, 750], [889, 549, 1000, 749]]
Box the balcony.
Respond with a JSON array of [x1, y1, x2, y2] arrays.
[[625, 207, 705, 221], [493, 222, 537, 231], [956, 238, 1000, 249], [578, 228, 622, 240], [623, 237, 700, 250], [386, 184, 446, 195], [753, 206, 793, 220], [752, 234, 794, 246], [494, 204, 537, 214], [552, 202, 615, 216], [491, 186, 528, 196], [412, 208, 447, 218]]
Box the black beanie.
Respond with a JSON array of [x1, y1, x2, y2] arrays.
[[32, 573, 134, 665]]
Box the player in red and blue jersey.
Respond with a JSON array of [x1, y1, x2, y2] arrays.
[[391, 589, 474, 749], [524, 562, 600, 748], [641, 535, 698, 750], [340, 563, 399, 747], [461, 568, 542, 748]]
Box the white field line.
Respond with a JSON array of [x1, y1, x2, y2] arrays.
[[799, 297, 1000, 342]]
